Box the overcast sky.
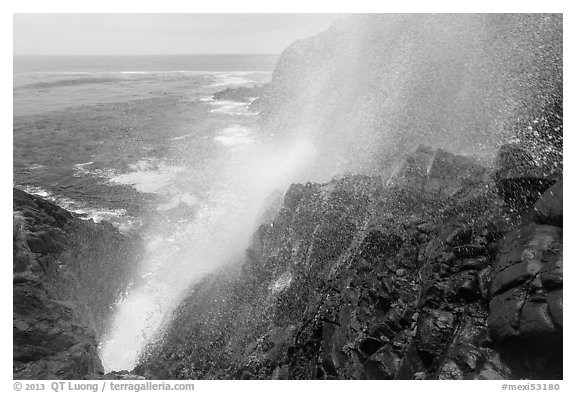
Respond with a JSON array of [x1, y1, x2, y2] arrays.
[[13, 14, 339, 56]]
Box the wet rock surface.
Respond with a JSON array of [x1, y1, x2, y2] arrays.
[[13, 189, 141, 379], [534, 180, 563, 226], [13, 139, 562, 380], [136, 146, 562, 380], [494, 143, 559, 209], [213, 85, 266, 103], [255, 14, 562, 175]]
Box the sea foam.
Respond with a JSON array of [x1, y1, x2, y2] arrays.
[[99, 137, 317, 372]]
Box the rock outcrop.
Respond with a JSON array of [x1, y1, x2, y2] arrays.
[[12, 142, 562, 381], [136, 145, 562, 380], [255, 14, 562, 174], [13, 189, 141, 379], [494, 143, 561, 210], [213, 85, 265, 103]]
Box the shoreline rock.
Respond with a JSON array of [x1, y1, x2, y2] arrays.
[[135, 146, 562, 380], [13, 188, 142, 379], [13, 139, 562, 380], [212, 85, 266, 104]]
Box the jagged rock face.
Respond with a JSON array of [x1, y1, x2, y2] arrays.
[[256, 14, 562, 175], [213, 85, 264, 103], [13, 142, 561, 380], [534, 180, 563, 226], [13, 276, 103, 379], [488, 201, 562, 347], [13, 189, 141, 379], [135, 176, 381, 379], [494, 143, 561, 210], [136, 147, 561, 380]]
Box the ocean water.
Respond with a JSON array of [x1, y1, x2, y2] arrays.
[[13, 55, 318, 371], [13, 55, 276, 230]]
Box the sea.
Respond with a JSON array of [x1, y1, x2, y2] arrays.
[[13, 55, 277, 231], [13, 55, 318, 371]]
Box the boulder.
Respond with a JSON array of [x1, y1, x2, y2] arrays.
[[415, 309, 455, 363], [437, 360, 465, 380], [447, 271, 481, 302], [519, 300, 556, 338], [387, 146, 486, 189], [488, 224, 562, 343], [494, 143, 559, 209], [363, 346, 401, 379], [428, 149, 486, 181], [534, 180, 563, 225], [540, 249, 563, 290], [487, 286, 525, 341], [490, 224, 561, 295], [546, 290, 563, 328], [386, 145, 435, 185]]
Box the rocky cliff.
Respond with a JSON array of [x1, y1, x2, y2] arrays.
[[131, 15, 563, 379], [135, 142, 562, 380], [14, 140, 562, 380], [13, 189, 142, 379], [254, 14, 562, 176]]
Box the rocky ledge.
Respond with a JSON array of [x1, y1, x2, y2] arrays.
[[136, 144, 562, 380], [13, 140, 562, 380], [13, 189, 142, 379], [212, 85, 266, 103]]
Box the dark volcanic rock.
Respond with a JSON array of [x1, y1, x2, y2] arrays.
[[13, 188, 141, 379], [136, 146, 561, 380], [415, 309, 455, 363], [213, 85, 265, 103], [364, 347, 401, 379], [488, 223, 562, 344], [494, 143, 560, 209], [428, 149, 486, 181], [256, 14, 562, 174], [387, 145, 436, 183], [135, 13, 561, 380], [534, 180, 563, 226]]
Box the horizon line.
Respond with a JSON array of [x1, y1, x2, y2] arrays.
[[14, 53, 280, 57]]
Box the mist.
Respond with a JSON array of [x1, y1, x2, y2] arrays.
[[259, 14, 562, 176], [99, 137, 317, 371], [98, 14, 562, 372]]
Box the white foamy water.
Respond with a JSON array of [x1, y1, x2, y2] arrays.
[[156, 193, 199, 211], [108, 157, 203, 214], [73, 162, 118, 181], [169, 133, 195, 141], [73, 161, 97, 177], [214, 126, 254, 147], [17, 185, 133, 232], [209, 100, 258, 116], [99, 137, 317, 372], [109, 158, 186, 194]]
